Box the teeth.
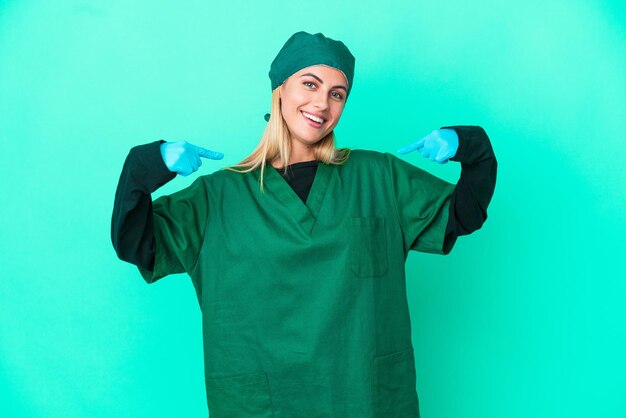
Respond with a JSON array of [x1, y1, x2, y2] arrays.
[[302, 111, 324, 123]]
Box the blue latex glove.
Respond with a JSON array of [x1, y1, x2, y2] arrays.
[[160, 140, 224, 176], [397, 128, 459, 164]]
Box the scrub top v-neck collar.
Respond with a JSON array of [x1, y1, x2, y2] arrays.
[[263, 160, 334, 235]]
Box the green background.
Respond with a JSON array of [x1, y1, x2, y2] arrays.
[[1, 0, 625, 417]]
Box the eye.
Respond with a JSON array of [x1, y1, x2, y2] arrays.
[[303, 81, 343, 100]]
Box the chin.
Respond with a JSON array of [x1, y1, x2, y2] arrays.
[[307, 135, 327, 145], [292, 132, 324, 145]]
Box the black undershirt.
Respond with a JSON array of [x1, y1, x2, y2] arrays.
[[274, 160, 319, 204]]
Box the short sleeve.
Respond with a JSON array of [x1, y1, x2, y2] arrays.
[[384, 153, 456, 255], [138, 175, 210, 283]]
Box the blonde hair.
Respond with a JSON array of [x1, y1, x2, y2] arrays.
[[223, 86, 351, 192]]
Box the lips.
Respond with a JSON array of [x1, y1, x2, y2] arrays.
[[302, 110, 325, 121], [301, 111, 324, 128]]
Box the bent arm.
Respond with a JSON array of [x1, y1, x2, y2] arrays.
[[111, 140, 176, 270], [441, 126, 498, 254]]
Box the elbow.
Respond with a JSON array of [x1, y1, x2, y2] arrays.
[[442, 232, 458, 255], [111, 233, 154, 270]]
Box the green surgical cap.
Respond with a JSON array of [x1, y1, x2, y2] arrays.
[[264, 31, 355, 122]]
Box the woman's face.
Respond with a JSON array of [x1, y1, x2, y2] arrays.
[[279, 65, 348, 148]]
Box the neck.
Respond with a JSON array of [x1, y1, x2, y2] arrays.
[[272, 140, 317, 168]]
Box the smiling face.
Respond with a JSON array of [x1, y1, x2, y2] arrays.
[[279, 65, 348, 150]]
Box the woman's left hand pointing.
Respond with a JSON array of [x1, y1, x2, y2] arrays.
[[397, 128, 459, 164]]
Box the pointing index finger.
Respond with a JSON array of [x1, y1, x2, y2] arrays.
[[197, 147, 224, 160], [397, 137, 425, 154]]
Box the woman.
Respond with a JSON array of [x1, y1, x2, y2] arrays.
[[111, 31, 497, 418]]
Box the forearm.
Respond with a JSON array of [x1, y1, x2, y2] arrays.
[[110, 140, 176, 270], [442, 126, 498, 253]]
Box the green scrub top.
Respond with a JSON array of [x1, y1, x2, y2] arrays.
[[139, 149, 455, 418]]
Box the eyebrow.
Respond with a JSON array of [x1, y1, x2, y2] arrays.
[[299, 73, 347, 91]]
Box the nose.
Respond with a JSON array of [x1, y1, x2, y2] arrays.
[[311, 90, 330, 110]]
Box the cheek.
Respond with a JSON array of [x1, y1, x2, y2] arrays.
[[292, 92, 309, 106], [331, 106, 345, 121], [279, 96, 295, 113]]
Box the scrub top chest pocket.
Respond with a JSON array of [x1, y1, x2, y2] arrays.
[[348, 216, 389, 278]]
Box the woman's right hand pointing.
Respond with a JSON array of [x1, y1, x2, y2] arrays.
[[160, 140, 224, 176]]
